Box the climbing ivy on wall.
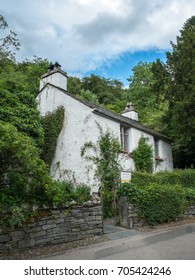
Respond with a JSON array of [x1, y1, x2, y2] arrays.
[[131, 135, 153, 173], [81, 123, 121, 217], [41, 106, 65, 166]]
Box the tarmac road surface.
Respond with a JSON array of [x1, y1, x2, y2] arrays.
[[39, 223, 195, 260]]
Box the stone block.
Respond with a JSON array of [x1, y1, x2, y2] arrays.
[[18, 238, 35, 249], [85, 216, 95, 222], [0, 234, 11, 242], [25, 226, 43, 233], [55, 218, 65, 224], [42, 224, 56, 230], [29, 231, 46, 238], [35, 237, 54, 245]]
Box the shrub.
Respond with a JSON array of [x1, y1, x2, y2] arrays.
[[0, 121, 50, 229], [72, 184, 91, 205], [131, 172, 155, 186], [183, 188, 195, 205], [45, 180, 91, 207], [0, 121, 50, 203], [175, 169, 195, 189], [117, 183, 186, 225], [132, 169, 195, 189]]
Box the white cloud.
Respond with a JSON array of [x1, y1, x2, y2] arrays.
[[0, 0, 195, 76]]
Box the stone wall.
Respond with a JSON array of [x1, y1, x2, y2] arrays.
[[118, 197, 145, 229], [118, 196, 195, 229], [0, 204, 102, 253]]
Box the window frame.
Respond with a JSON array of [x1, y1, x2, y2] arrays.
[[120, 125, 129, 153]]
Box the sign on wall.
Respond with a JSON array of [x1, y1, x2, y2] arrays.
[[121, 171, 131, 183]]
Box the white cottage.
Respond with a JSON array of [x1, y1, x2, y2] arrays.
[[37, 64, 173, 193]]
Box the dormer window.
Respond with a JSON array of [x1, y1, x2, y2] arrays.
[[120, 125, 129, 152]]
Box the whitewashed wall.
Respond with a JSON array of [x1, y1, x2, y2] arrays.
[[39, 72, 67, 91], [155, 139, 173, 172], [37, 86, 121, 193], [37, 85, 173, 193]]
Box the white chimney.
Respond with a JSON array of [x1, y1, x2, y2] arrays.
[[39, 62, 68, 91], [122, 102, 138, 121]]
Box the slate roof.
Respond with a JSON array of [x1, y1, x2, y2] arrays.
[[39, 83, 172, 143]]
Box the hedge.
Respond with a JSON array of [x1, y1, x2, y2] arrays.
[[117, 183, 186, 225], [131, 169, 195, 189]]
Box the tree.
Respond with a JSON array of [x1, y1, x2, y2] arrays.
[[67, 76, 82, 95], [77, 89, 100, 105], [152, 16, 195, 168], [0, 89, 44, 147], [0, 18, 49, 148], [15, 57, 50, 96], [127, 62, 167, 131], [68, 74, 127, 113], [0, 15, 20, 68], [82, 74, 125, 105]]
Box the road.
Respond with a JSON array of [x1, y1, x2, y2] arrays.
[[39, 223, 195, 260]]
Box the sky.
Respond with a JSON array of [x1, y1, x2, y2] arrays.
[[1, 0, 194, 86]]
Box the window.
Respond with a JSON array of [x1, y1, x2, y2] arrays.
[[120, 126, 129, 152], [155, 139, 160, 157]]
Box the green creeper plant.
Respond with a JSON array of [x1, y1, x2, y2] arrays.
[[41, 106, 65, 166], [81, 124, 121, 217], [131, 135, 153, 173]]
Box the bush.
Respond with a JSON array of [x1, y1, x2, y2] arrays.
[[183, 188, 195, 205], [45, 180, 91, 207], [117, 183, 186, 225], [0, 121, 50, 229], [132, 169, 195, 189], [131, 172, 155, 186], [0, 121, 50, 203]]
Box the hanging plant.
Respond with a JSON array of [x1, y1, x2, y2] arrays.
[[155, 156, 164, 166]]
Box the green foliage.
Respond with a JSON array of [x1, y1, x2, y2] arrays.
[[152, 16, 195, 168], [0, 57, 50, 97], [45, 180, 91, 207], [131, 172, 155, 186], [132, 169, 195, 189], [0, 90, 44, 147], [76, 89, 100, 105], [41, 106, 65, 166], [183, 188, 195, 205], [0, 121, 50, 202], [0, 204, 32, 229], [15, 57, 50, 96], [126, 62, 167, 131], [0, 121, 50, 229], [117, 183, 186, 225], [81, 124, 121, 217], [0, 15, 20, 66], [68, 74, 126, 112], [131, 136, 153, 173]]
